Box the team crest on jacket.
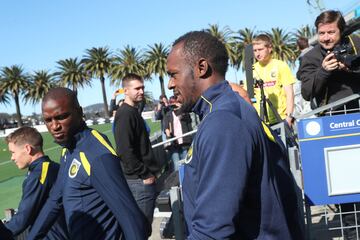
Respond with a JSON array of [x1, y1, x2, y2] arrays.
[[69, 159, 81, 178], [184, 144, 193, 164]]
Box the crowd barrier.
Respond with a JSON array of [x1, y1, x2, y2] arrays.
[[294, 94, 360, 240]]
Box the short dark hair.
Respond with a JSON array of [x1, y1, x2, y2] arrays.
[[5, 126, 43, 152], [42, 87, 81, 110], [297, 36, 309, 50], [315, 10, 346, 34], [122, 73, 143, 88], [173, 31, 229, 76]]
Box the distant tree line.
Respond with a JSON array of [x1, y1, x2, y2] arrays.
[[0, 24, 315, 127]]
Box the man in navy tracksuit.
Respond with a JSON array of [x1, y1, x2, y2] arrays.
[[27, 87, 148, 240], [167, 31, 304, 239], [4, 126, 68, 239]]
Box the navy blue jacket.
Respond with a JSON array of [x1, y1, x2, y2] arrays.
[[4, 156, 67, 239], [183, 81, 303, 239], [27, 127, 148, 240]]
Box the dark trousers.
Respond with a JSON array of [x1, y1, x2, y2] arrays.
[[126, 179, 157, 225]]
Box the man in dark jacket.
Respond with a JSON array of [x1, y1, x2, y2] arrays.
[[4, 126, 68, 239], [167, 30, 304, 239], [298, 10, 360, 239], [297, 10, 360, 112], [27, 87, 148, 240], [114, 73, 160, 227]]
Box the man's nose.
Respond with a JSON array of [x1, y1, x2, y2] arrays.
[[50, 120, 61, 130], [323, 33, 331, 41], [168, 78, 174, 90]]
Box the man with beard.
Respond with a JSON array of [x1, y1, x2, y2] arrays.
[[114, 73, 160, 227], [27, 87, 148, 240], [166, 31, 303, 239]]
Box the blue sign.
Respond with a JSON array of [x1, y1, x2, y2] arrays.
[[298, 113, 360, 205]]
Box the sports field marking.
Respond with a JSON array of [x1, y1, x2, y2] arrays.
[[0, 128, 114, 167]]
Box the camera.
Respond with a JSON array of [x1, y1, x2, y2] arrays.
[[332, 17, 360, 71], [333, 43, 360, 70]]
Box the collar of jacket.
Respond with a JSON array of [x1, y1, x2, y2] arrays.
[[192, 80, 228, 120], [28, 155, 49, 172]]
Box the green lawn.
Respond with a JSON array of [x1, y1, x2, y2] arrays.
[[0, 120, 160, 219]]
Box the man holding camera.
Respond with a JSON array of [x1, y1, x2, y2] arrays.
[[297, 10, 360, 112], [298, 10, 360, 239]]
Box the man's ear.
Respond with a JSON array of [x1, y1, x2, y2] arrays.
[[123, 87, 129, 96], [24, 144, 33, 155], [197, 58, 209, 78]]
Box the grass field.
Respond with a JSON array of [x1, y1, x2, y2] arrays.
[[0, 120, 160, 219]]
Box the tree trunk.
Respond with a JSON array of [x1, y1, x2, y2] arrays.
[[100, 75, 110, 118], [73, 86, 78, 96], [14, 93, 23, 127], [159, 76, 165, 96]]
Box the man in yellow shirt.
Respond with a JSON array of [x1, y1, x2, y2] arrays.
[[252, 34, 295, 126]]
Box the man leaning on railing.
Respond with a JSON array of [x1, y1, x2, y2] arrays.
[[297, 10, 360, 114]]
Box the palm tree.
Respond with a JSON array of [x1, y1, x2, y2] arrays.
[[144, 91, 154, 104], [144, 43, 169, 96], [25, 70, 57, 105], [0, 65, 30, 127], [111, 45, 146, 85], [295, 24, 316, 39], [82, 47, 113, 118], [233, 28, 257, 71], [55, 57, 91, 93], [0, 88, 10, 105], [267, 28, 298, 66], [205, 24, 237, 68]]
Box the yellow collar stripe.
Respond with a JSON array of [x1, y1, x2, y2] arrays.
[[201, 95, 212, 119], [91, 130, 117, 156], [80, 152, 91, 176], [61, 148, 67, 157], [40, 162, 50, 184], [200, 95, 213, 113]]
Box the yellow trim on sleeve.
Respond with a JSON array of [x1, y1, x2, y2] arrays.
[[80, 152, 91, 176], [40, 162, 50, 184], [262, 122, 276, 142], [91, 130, 117, 156]]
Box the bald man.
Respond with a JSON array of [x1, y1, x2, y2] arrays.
[[27, 87, 148, 240], [229, 82, 252, 105]]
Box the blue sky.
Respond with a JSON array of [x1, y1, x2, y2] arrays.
[[0, 0, 357, 115]]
